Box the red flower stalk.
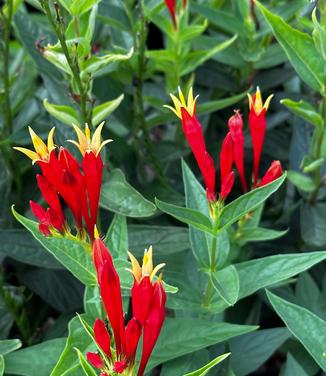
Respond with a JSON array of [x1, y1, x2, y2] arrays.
[[164, 0, 177, 27], [14, 123, 112, 240], [228, 111, 248, 192], [258, 160, 283, 187], [165, 87, 217, 202], [90, 234, 166, 376], [248, 87, 274, 185]]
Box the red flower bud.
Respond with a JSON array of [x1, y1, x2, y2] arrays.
[[94, 318, 111, 358], [228, 111, 247, 192], [164, 0, 176, 27], [258, 160, 283, 187], [86, 352, 103, 369], [219, 132, 234, 200]]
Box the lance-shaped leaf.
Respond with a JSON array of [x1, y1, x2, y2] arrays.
[[92, 94, 124, 125], [267, 291, 326, 372], [281, 98, 323, 127], [100, 169, 156, 217], [12, 207, 96, 286], [51, 316, 94, 376], [82, 48, 133, 75], [219, 174, 286, 230], [210, 265, 239, 306], [236, 251, 326, 299], [146, 318, 257, 372], [256, 1, 325, 92], [237, 227, 288, 244], [43, 99, 80, 126], [155, 199, 214, 235], [183, 353, 230, 376], [0, 340, 22, 356]]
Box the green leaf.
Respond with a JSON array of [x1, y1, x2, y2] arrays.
[[92, 94, 124, 125], [191, 3, 246, 35], [236, 251, 326, 299], [281, 99, 323, 127], [256, 1, 325, 92], [0, 340, 22, 356], [0, 229, 62, 269], [155, 199, 214, 235], [81, 48, 133, 75], [104, 214, 128, 258], [100, 169, 156, 217], [287, 171, 315, 192], [267, 291, 326, 372], [282, 353, 308, 376], [43, 99, 80, 126], [301, 203, 326, 246], [230, 328, 291, 375], [219, 174, 286, 230], [0, 356, 3, 376], [75, 348, 97, 376], [237, 227, 288, 243], [182, 159, 211, 267], [70, 0, 99, 16], [183, 353, 230, 376], [180, 35, 238, 76], [211, 265, 239, 306], [12, 207, 96, 286], [128, 225, 189, 257], [51, 316, 93, 376], [4, 339, 66, 376], [146, 318, 257, 372]]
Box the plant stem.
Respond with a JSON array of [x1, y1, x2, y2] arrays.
[[308, 97, 326, 204], [133, 0, 167, 184], [40, 0, 90, 126], [203, 233, 217, 307], [2, 0, 13, 136]]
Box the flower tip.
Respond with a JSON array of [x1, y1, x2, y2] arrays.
[[94, 225, 100, 239]]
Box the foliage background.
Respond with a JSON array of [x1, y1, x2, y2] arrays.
[[0, 0, 326, 375]]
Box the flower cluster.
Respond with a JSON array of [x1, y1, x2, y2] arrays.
[[14, 122, 111, 240], [87, 235, 166, 375], [165, 87, 283, 204]]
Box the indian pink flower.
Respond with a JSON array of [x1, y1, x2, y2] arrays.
[[228, 111, 247, 192], [89, 233, 166, 376], [258, 160, 283, 187], [14, 123, 112, 240], [248, 87, 274, 185], [165, 87, 235, 202]]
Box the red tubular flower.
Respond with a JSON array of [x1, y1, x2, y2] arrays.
[[86, 352, 103, 369], [248, 87, 274, 185], [258, 160, 283, 187], [138, 280, 166, 376], [124, 318, 142, 361], [89, 235, 166, 376], [29, 201, 52, 235], [15, 123, 112, 240], [93, 238, 126, 356], [219, 132, 234, 200], [36, 175, 63, 221], [94, 319, 111, 358], [165, 88, 216, 202], [164, 0, 176, 27], [228, 111, 247, 192]]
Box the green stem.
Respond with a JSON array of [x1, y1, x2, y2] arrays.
[[308, 97, 326, 204], [133, 0, 166, 184], [203, 233, 218, 307], [40, 0, 90, 126], [2, 0, 13, 136], [0, 0, 24, 205]]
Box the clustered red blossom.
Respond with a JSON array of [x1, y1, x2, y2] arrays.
[[166, 87, 283, 204], [14, 123, 110, 240], [87, 239, 166, 376]]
